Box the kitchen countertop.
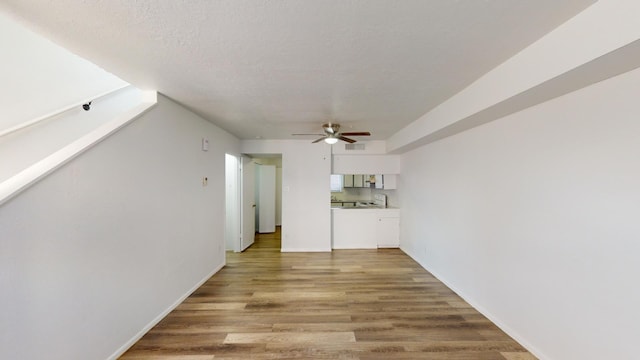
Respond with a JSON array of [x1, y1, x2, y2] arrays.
[[332, 206, 378, 209], [331, 205, 398, 210], [331, 200, 362, 207]]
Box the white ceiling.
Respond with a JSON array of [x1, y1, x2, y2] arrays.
[[1, 0, 594, 141]]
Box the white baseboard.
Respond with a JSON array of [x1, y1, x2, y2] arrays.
[[106, 262, 226, 360], [280, 247, 332, 252], [399, 246, 550, 360]]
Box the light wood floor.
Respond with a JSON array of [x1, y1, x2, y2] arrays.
[[120, 228, 536, 359]]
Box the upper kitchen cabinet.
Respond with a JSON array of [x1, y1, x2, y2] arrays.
[[369, 174, 396, 189], [332, 155, 400, 174], [353, 174, 365, 187], [343, 174, 354, 188], [381, 174, 397, 190], [339, 174, 395, 189]]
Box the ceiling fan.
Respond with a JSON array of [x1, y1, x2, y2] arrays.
[[292, 123, 371, 144]]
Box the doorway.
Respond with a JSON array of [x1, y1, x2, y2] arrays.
[[240, 154, 283, 251]]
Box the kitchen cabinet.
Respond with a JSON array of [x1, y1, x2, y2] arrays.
[[332, 208, 400, 249], [374, 174, 383, 189], [332, 209, 378, 249], [376, 210, 400, 248], [343, 174, 354, 188], [382, 174, 397, 189], [353, 174, 365, 187], [337, 174, 394, 189]]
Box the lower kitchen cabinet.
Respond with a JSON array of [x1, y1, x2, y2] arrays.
[[376, 215, 400, 248], [332, 209, 378, 249], [332, 208, 400, 249]]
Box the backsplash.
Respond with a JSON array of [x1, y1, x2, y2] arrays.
[[333, 188, 398, 207]]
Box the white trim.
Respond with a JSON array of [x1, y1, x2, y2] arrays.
[[0, 84, 130, 138], [0, 91, 157, 206], [106, 262, 226, 360], [280, 247, 332, 252], [399, 246, 549, 360]]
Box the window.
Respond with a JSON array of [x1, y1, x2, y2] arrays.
[[330, 174, 343, 192]]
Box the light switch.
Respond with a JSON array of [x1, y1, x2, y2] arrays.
[[202, 177, 208, 186], [202, 138, 209, 151]]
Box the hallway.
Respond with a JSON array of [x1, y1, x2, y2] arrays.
[[120, 228, 535, 359]]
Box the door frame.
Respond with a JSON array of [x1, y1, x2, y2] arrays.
[[224, 154, 241, 253], [239, 155, 256, 251]]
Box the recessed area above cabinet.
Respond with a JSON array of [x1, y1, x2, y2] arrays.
[[332, 154, 400, 174]]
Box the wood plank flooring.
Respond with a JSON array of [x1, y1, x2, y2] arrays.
[[120, 228, 536, 359]]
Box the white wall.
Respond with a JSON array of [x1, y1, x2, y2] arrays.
[[242, 140, 331, 251], [399, 67, 640, 360], [0, 94, 240, 360], [0, 13, 128, 133], [332, 154, 400, 174]]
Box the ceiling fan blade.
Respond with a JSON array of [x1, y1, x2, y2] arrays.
[[338, 136, 357, 143], [340, 131, 371, 136], [312, 137, 327, 143], [292, 133, 324, 136]]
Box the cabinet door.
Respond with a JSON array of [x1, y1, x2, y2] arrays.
[[343, 174, 354, 187], [382, 174, 397, 189], [377, 217, 400, 248], [353, 174, 365, 187], [374, 174, 384, 189]]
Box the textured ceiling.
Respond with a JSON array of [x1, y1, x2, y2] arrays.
[[1, 0, 594, 140]]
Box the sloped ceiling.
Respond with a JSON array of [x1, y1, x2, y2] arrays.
[[0, 0, 595, 140]]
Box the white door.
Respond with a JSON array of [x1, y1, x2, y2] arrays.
[[224, 154, 241, 252], [257, 165, 276, 233], [240, 156, 256, 251], [275, 166, 282, 226]]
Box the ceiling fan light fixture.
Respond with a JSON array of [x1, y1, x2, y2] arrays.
[[293, 123, 370, 144], [324, 137, 338, 144]]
